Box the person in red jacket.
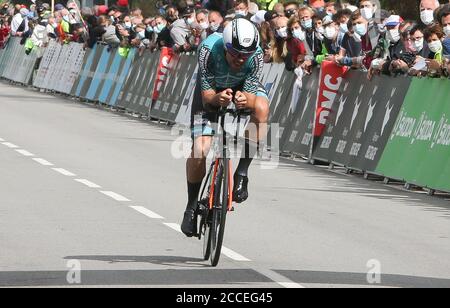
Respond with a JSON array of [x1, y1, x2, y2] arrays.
[[0, 17, 11, 48]]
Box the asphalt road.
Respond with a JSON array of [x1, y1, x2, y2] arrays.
[[0, 80, 449, 288]]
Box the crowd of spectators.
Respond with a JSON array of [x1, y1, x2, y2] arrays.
[[0, 0, 450, 78]]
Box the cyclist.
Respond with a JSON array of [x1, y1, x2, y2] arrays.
[[182, 18, 270, 237]]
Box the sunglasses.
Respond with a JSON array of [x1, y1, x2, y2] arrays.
[[225, 43, 256, 60]]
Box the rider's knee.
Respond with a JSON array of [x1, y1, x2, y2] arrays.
[[191, 137, 212, 159], [253, 97, 270, 123]]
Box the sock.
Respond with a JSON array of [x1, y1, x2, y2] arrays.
[[186, 181, 202, 210], [236, 139, 258, 177]]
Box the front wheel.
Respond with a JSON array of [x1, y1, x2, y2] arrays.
[[209, 159, 230, 267]]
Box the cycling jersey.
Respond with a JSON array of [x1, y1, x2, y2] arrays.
[[191, 33, 268, 139]]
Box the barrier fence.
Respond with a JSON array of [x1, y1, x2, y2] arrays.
[[1, 37, 450, 194]]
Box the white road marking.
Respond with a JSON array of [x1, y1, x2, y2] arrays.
[[100, 191, 130, 202], [0, 138, 4, 142], [221, 247, 251, 262], [130, 206, 164, 219], [2, 142, 19, 148], [254, 268, 306, 289], [52, 168, 76, 177], [75, 179, 101, 189], [164, 223, 182, 233], [15, 149, 34, 157], [32, 158, 54, 166], [278, 282, 305, 288]]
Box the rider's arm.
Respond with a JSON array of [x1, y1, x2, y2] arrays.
[[241, 50, 264, 109]]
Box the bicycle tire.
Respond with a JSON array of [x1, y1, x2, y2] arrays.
[[210, 159, 229, 267]]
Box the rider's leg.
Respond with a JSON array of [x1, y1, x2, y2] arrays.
[[182, 136, 212, 236], [234, 96, 269, 203], [186, 136, 212, 205]]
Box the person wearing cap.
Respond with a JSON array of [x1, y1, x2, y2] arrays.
[[169, 2, 195, 53], [320, 15, 340, 59], [11, 7, 29, 36]]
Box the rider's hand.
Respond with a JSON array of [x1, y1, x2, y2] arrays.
[[235, 91, 248, 109], [217, 89, 233, 107]]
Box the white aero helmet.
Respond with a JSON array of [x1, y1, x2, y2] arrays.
[[223, 18, 260, 55]]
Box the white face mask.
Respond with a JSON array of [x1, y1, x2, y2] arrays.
[[387, 29, 400, 43], [428, 40, 443, 53], [361, 7, 374, 20], [420, 9, 434, 26], [444, 25, 450, 38], [316, 26, 325, 34], [235, 10, 247, 17], [276, 27, 288, 39], [124, 22, 132, 28], [324, 26, 337, 39], [413, 38, 424, 52], [293, 28, 305, 41], [199, 22, 209, 30], [137, 30, 146, 39], [210, 23, 220, 32], [186, 17, 195, 26]]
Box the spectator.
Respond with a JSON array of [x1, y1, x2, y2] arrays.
[[208, 11, 224, 33], [103, 18, 121, 48], [153, 15, 173, 49], [424, 24, 445, 63], [0, 16, 11, 48], [234, 0, 252, 20], [284, 1, 299, 19], [264, 15, 289, 64], [11, 7, 29, 37], [334, 8, 352, 47], [321, 15, 340, 58], [196, 9, 209, 40], [324, 2, 337, 18], [419, 0, 440, 26], [286, 15, 308, 68], [298, 6, 322, 60], [410, 25, 431, 58], [169, 4, 195, 53]]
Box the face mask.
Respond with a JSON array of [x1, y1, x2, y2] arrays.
[[186, 17, 195, 26], [154, 24, 165, 34], [339, 23, 348, 33], [293, 28, 305, 41], [361, 7, 374, 20], [276, 27, 288, 38], [63, 15, 70, 22], [444, 25, 450, 38], [235, 10, 247, 17], [316, 26, 325, 34], [124, 22, 132, 28], [420, 9, 434, 26], [428, 40, 442, 53], [301, 19, 312, 29], [324, 26, 337, 39], [146, 26, 153, 33], [199, 22, 209, 30], [413, 38, 424, 52], [210, 23, 220, 32], [354, 23, 367, 36], [326, 12, 334, 18], [52, 22, 58, 28], [387, 29, 400, 43], [137, 30, 146, 39]]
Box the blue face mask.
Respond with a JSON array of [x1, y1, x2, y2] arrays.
[[301, 19, 313, 29], [146, 26, 153, 33]]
